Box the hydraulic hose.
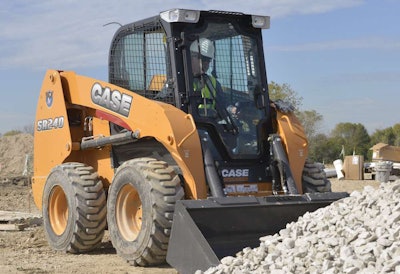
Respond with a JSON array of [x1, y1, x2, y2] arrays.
[[80, 130, 139, 150], [269, 134, 299, 194], [203, 146, 225, 198]]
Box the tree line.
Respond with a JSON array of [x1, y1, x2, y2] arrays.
[[0, 124, 34, 137], [268, 81, 399, 164]]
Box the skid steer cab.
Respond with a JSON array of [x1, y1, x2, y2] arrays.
[[32, 8, 348, 274]]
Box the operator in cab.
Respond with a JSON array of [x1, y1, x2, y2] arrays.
[[190, 38, 225, 116]]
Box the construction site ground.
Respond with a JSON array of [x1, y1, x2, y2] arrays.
[[0, 176, 380, 274], [0, 134, 382, 273]]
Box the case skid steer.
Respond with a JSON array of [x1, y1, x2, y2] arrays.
[[33, 9, 348, 274]]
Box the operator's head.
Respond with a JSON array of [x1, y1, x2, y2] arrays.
[[190, 38, 214, 76]]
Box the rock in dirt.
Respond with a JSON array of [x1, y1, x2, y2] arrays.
[[0, 210, 42, 231]]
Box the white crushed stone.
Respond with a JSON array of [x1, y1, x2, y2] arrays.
[[200, 180, 400, 274]]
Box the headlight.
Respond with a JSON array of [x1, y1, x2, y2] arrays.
[[160, 9, 200, 23], [251, 15, 270, 29]]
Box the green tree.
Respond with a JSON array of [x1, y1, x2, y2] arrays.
[[393, 124, 400, 146], [296, 110, 323, 141], [3, 130, 22, 137], [268, 81, 303, 110], [308, 133, 343, 163], [330, 123, 371, 160], [370, 128, 393, 146], [268, 81, 324, 158], [370, 123, 400, 147]]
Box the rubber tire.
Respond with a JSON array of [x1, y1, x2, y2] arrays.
[[107, 158, 184, 266], [42, 162, 107, 253], [302, 159, 332, 193]]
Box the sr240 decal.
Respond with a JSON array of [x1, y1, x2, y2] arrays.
[[37, 116, 65, 131]]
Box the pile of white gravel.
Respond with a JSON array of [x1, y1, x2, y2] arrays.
[[201, 180, 400, 274]]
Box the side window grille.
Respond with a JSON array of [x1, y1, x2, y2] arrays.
[[109, 22, 175, 105]]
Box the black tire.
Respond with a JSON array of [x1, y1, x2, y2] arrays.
[[107, 158, 184, 266], [42, 163, 107, 253], [302, 159, 332, 193]]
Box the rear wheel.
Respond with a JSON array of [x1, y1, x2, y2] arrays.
[[302, 159, 332, 193], [42, 163, 107, 253], [107, 158, 184, 266]]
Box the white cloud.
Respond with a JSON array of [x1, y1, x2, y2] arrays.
[[201, 0, 364, 17], [267, 37, 400, 52], [0, 0, 365, 70]]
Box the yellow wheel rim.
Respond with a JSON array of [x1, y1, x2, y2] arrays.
[[49, 185, 68, 236], [116, 184, 142, 241]]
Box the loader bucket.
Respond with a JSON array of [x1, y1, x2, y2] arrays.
[[166, 192, 348, 274]]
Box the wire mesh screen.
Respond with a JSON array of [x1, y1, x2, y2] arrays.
[[109, 22, 175, 105], [214, 38, 247, 90], [209, 35, 261, 105], [191, 20, 262, 106]]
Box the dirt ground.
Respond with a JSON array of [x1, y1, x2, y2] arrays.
[[0, 133, 175, 273], [0, 176, 381, 274], [0, 179, 176, 274]]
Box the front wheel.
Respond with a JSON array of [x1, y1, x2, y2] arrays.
[[42, 163, 107, 253], [107, 158, 184, 266], [302, 159, 332, 193]]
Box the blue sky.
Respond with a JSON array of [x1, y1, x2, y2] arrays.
[[0, 0, 399, 135]]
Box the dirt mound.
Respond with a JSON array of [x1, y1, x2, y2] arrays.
[[0, 133, 33, 178]]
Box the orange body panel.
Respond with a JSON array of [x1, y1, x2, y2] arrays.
[[32, 71, 72, 208], [275, 109, 308, 193], [33, 70, 207, 209], [69, 117, 114, 187]]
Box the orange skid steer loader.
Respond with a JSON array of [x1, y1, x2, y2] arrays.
[[32, 9, 347, 274]]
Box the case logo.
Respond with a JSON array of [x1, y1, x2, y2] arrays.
[[91, 83, 132, 117], [221, 169, 249, 178], [46, 91, 53, 107]]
